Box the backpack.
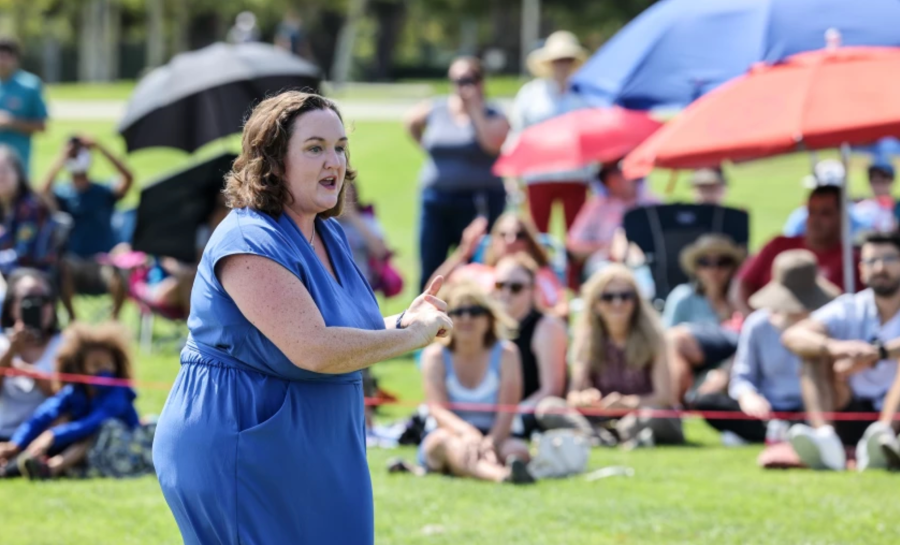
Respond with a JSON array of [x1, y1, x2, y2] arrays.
[[527, 429, 591, 479]]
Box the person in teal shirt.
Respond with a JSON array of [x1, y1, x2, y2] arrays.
[[0, 38, 48, 174]]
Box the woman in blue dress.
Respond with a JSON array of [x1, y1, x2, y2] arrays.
[[152, 91, 453, 545]]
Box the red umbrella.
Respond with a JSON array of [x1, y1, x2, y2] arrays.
[[623, 46, 900, 179], [493, 107, 662, 177]]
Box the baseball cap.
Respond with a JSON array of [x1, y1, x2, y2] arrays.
[[868, 161, 895, 179]]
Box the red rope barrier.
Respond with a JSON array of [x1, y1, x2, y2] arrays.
[[0, 366, 890, 422]]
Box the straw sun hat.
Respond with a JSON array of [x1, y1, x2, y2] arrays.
[[679, 234, 746, 277], [526, 31, 588, 78]]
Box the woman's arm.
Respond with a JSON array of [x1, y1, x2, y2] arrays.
[[404, 100, 432, 146], [486, 342, 523, 447], [467, 107, 509, 156], [421, 344, 482, 438], [643, 350, 674, 408], [522, 316, 568, 405], [219, 254, 450, 374]]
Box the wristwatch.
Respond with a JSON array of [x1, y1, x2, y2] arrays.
[[872, 338, 889, 361], [395, 311, 407, 330]]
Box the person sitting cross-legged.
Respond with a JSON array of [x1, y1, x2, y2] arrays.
[[416, 282, 534, 483], [692, 250, 840, 444], [536, 264, 683, 448], [782, 231, 900, 471]]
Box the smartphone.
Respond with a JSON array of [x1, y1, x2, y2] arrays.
[[20, 295, 45, 331]]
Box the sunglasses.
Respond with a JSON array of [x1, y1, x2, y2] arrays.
[[448, 305, 489, 318], [499, 230, 526, 241], [598, 291, 636, 304], [453, 75, 482, 86], [495, 281, 530, 294], [696, 256, 735, 269]]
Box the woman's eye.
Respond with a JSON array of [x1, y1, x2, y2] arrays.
[[308, 146, 322, 153], [336, 146, 346, 154]]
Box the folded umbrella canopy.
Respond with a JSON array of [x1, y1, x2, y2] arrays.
[[571, 0, 900, 110], [492, 107, 662, 178], [622, 44, 900, 294], [118, 42, 320, 153], [131, 152, 238, 262]]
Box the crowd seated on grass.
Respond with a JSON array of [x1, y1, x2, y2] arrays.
[[692, 250, 839, 445], [0, 322, 153, 480]]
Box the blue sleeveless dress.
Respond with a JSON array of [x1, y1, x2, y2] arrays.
[[152, 208, 385, 545]]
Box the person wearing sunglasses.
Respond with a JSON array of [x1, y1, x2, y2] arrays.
[[783, 231, 900, 471], [418, 282, 534, 483], [428, 212, 569, 317], [492, 254, 567, 437], [536, 265, 683, 447], [405, 56, 510, 292], [664, 235, 746, 404]]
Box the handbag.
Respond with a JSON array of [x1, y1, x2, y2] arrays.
[[527, 429, 590, 479]]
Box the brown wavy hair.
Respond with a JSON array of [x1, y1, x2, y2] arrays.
[[484, 212, 550, 268], [55, 322, 134, 391], [223, 91, 357, 218]]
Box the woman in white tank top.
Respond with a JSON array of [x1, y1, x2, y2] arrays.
[[418, 282, 534, 483]]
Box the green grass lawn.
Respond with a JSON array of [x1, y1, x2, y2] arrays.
[[5, 117, 900, 544]]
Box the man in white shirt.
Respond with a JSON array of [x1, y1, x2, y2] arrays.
[[783, 231, 900, 471]]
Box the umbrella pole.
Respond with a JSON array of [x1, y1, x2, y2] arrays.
[[665, 170, 679, 195], [840, 143, 854, 294]]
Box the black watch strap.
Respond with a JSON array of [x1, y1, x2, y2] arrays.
[[395, 310, 407, 330], [873, 339, 889, 361]]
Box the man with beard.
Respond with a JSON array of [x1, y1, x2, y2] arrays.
[[782, 231, 900, 471]]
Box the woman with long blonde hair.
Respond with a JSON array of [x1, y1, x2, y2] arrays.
[[417, 282, 534, 483], [537, 264, 683, 446]]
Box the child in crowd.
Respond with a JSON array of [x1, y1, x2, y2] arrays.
[[0, 322, 146, 480]]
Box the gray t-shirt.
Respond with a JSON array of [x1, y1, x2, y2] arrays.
[[0, 334, 63, 438], [812, 289, 900, 409]]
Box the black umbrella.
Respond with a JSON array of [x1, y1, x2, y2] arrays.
[[131, 152, 238, 262], [118, 42, 320, 153]]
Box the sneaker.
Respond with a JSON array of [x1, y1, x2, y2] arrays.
[[879, 434, 900, 471], [721, 430, 749, 447], [789, 424, 845, 471], [504, 456, 535, 485], [856, 422, 893, 472], [18, 455, 51, 481]]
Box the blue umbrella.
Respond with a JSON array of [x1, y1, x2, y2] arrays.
[[571, 0, 900, 110], [854, 137, 900, 162]]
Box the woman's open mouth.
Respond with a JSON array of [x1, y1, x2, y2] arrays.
[[319, 176, 338, 190]]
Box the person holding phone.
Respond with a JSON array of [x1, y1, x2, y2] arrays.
[[405, 56, 510, 291], [0, 268, 62, 443], [41, 134, 133, 321]]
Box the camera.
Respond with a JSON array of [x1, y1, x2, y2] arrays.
[[20, 295, 45, 331]]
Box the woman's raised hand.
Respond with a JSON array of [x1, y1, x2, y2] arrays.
[[404, 276, 453, 347]]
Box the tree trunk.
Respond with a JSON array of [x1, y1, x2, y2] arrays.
[[145, 0, 166, 69], [370, 0, 407, 81], [41, 30, 62, 83], [330, 0, 368, 86], [170, 0, 189, 56], [308, 9, 345, 81]]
